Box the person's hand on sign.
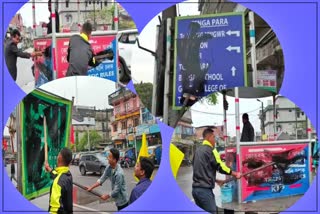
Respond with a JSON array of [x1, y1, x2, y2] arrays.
[[45, 162, 52, 172], [100, 194, 110, 201], [232, 171, 242, 179], [216, 179, 225, 187]]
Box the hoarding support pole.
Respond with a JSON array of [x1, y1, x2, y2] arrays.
[[163, 18, 172, 125], [307, 119, 312, 185], [223, 91, 228, 147], [32, 0, 36, 37], [51, 1, 57, 80], [87, 126, 90, 151], [77, 0, 80, 29], [16, 106, 22, 192], [273, 94, 277, 140], [152, 26, 160, 116], [249, 12, 257, 87], [235, 87, 242, 203], [113, 1, 119, 86]]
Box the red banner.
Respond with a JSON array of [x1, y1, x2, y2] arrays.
[[240, 143, 310, 202], [34, 33, 116, 80]]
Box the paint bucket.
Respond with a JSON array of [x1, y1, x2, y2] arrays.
[[221, 183, 233, 203]]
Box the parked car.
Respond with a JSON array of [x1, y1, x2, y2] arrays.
[[117, 29, 138, 83], [148, 144, 162, 166], [79, 152, 108, 176]]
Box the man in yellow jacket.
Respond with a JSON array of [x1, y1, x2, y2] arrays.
[[45, 148, 73, 214], [192, 128, 241, 213]]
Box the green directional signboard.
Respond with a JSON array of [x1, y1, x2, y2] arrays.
[[20, 89, 72, 199]]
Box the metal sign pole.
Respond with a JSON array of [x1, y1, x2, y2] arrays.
[[235, 87, 242, 203], [113, 1, 119, 87], [307, 119, 312, 185], [77, 0, 81, 29], [16, 105, 22, 192], [249, 12, 257, 87], [152, 25, 160, 116], [32, 0, 36, 37], [51, 1, 57, 80], [273, 94, 277, 139], [223, 92, 228, 147], [163, 18, 172, 125]]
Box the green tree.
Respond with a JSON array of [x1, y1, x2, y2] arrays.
[[86, 4, 136, 30], [134, 82, 153, 111], [203, 92, 219, 105], [78, 130, 103, 151]]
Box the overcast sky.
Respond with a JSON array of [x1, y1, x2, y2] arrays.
[[130, 0, 200, 84], [39, 77, 116, 110], [18, 0, 50, 27], [191, 93, 272, 137]]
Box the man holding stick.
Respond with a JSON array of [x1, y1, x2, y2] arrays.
[[192, 128, 242, 214], [45, 148, 73, 214], [86, 148, 129, 211]]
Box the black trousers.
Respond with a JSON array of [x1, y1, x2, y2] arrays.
[[117, 202, 129, 211]]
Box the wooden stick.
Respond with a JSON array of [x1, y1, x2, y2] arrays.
[[73, 181, 103, 198], [222, 162, 276, 184], [44, 116, 48, 164]]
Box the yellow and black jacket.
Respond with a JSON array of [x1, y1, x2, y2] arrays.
[[192, 140, 232, 189], [48, 166, 73, 214]]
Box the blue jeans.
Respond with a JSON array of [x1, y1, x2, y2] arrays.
[[192, 187, 217, 214]]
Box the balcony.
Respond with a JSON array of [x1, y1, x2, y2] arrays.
[[108, 88, 135, 105]]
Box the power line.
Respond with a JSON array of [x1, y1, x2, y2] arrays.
[[190, 107, 261, 116]]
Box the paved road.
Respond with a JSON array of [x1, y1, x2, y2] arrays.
[[176, 166, 303, 214], [15, 48, 36, 94], [5, 164, 157, 212]]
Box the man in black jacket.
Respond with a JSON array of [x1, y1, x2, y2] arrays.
[[4, 29, 38, 81], [240, 113, 255, 142], [192, 128, 241, 213], [66, 22, 99, 76], [45, 148, 73, 214]]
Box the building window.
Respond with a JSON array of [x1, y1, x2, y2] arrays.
[[121, 121, 127, 130], [115, 105, 120, 114], [133, 98, 137, 108], [134, 118, 139, 127], [113, 124, 117, 132], [125, 102, 131, 111]]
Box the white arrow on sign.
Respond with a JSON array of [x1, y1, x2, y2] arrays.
[[226, 46, 241, 53], [226, 30, 240, 37], [231, 66, 236, 77]]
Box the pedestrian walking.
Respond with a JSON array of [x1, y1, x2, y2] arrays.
[[66, 22, 99, 76], [129, 157, 154, 204], [4, 29, 39, 81], [240, 113, 255, 142], [10, 159, 16, 182], [45, 148, 73, 214], [192, 128, 241, 214], [87, 148, 129, 211]]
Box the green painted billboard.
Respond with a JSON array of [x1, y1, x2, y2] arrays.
[[20, 89, 72, 199]]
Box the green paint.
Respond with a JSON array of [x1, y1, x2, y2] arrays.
[[20, 89, 72, 200]]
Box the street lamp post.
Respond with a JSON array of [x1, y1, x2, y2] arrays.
[[257, 99, 265, 136], [87, 125, 90, 151]]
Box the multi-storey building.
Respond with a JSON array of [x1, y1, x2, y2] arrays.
[[108, 87, 141, 149]]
